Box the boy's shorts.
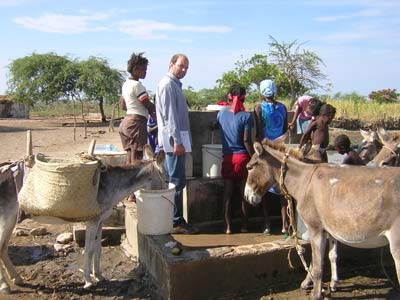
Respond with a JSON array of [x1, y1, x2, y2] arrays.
[[221, 153, 250, 180]]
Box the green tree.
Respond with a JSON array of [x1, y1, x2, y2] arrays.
[[184, 86, 225, 110], [7, 52, 70, 106], [78, 57, 124, 122], [216, 54, 279, 95], [197, 87, 224, 105], [7, 53, 124, 121], [268, 35, 327, 108], [368, 89, 399, 103], [60, 58, 86, 139]]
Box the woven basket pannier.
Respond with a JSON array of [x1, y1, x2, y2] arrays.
[[19, 154, 101, 221]]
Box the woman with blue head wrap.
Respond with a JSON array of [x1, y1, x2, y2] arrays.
[[253, 79, 289, 237]]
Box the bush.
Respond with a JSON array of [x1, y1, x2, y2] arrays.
[[368, 89, 399, 103]]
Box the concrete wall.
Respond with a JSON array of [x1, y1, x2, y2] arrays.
[[185, 110, 300, 225], [183, 177, 283, 225], [188, 110, 300, 177]]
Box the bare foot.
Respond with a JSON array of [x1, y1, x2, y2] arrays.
[[225, 229, 231, 234]]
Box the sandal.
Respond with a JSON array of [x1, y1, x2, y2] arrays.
[[263, 228, 271, 235]]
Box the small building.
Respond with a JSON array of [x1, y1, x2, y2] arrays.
[[0, 95, 29, 118]]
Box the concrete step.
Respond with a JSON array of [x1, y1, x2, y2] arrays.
[[73, 223, 125, 247]]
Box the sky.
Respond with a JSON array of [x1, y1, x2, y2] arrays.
[[0, 0, 399, 97]]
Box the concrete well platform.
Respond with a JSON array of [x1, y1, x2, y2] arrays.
[[122, 201, 312, 300], [122, 200, 394, 300], [121, 173, 395, 300]]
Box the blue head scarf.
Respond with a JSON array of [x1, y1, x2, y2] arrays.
[[260, 79, 277, 97]]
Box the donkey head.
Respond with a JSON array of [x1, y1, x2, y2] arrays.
[[358, 129, 381, 164], [141, 145, 168, 190], [375, 127, 400, 167], [244, 142, 276, 206]]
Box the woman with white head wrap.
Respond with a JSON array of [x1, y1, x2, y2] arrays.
[[255, 79, 288, 140]]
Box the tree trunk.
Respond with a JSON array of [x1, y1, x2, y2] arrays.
[[289, 92, 296, 110], [99, 97, 107, 122], [73, 100, 76, 141], [79, 99, 87, 139], [109, 102, 117, 133]]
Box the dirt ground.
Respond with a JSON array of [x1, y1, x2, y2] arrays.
[[0, 116, 399, 300]]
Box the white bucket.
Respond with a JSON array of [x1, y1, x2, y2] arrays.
[[202, 144, 222, 178], [295, 212, 309, 241], [135, 184, 175, 235]]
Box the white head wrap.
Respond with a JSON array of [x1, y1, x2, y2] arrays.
[[260, 79, 277, 97]]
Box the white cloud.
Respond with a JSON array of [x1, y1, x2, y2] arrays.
[[320, 19, 400, 45], [0, 0, 40, 6], [118, 19, 232, 40], [313, 0, 400, 22], [311, 0, 400, 44], [14, 12, 110, 34], [321, 30, 369, 42], [314, 15, 348, 22]]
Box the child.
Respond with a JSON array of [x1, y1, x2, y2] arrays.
[[299, 103, 336, 163], [254, 79, 288, 237], [334, 134, 365, 165], [119, 52, 155, 164], [211, 83, 254, 234], [307, 97, 324, 118], [288, 95, 319, 134], [147, 97, 159, 154], [147, 113, 159, 154]]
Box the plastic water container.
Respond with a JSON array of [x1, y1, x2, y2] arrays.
[[202, 144, 222, 178], [94, 144, 126, 166], [296, 213, 309, 241], [135, 184, 175, 235], [95, 144, 118, 152]]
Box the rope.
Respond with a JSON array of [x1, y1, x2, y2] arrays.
[[381, 145, 400, 166], [279, 152, 333, 295], [279, 152, 313, 277], [77, 152, 107, 171]]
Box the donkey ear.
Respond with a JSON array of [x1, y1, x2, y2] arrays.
[[254, 142, 264, 155], [272, 131, 288, 144], [143, 144, 154, 160], [155, 149, 166, 166], [370, 131, 377, 141], [359, 129, 371, 141], [376, 126, 389, 142]]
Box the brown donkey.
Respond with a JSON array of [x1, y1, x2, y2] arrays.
[[0, 145, 168, 293], [244, 140, 400, 300]]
